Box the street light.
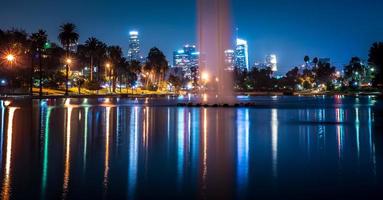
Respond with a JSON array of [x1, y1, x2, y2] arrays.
[[5, 54, 15, 63], [201, 72, 209, 82], [65, 57, 72, 96], [106, 63, 112, 93]]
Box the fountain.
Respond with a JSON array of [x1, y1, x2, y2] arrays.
[[176, 0, 256, 107], [197, 0, 235, 105]]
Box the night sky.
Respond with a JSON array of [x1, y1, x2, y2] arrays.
[[1, 0, 383, 73]]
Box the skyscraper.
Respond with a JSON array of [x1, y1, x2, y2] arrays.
[[224, 49, 235, 71], [266, 54, 278, 72], [235, 38, 249, 70], [173, 45, 200, 81], [127, 31, 141, 61]]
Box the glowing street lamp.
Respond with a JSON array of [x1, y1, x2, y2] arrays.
[[106, 63, 112, 93], [65, 57, 72, 96], [66, 58, 72, 65], [201, 72, 209, 82], [5, 54, 15, 63]]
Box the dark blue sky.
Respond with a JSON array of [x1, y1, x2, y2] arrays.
[[1, 0, 383, 73]]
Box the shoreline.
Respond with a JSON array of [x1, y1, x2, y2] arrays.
[[0, 91, 381, 100]]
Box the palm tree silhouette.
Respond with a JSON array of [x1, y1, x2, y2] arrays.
[[58, 23, 79, 96], [30, 29, 47, 96]]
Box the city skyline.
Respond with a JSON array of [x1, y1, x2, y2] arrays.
[[1, 0, 383, 73]]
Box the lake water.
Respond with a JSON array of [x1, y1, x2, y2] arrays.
[[0, 96, 382, 199]]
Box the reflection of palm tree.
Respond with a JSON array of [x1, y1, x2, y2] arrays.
[[30, 30, 47, 96], [58, 23, 79, 95]]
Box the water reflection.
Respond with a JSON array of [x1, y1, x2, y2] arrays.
[[177, 108, 185, 186], [237, 109, 249, 194], [62, 104, 72, 199], [41, 102, 51, 199], [128, 106, 139, 198], [271, 109, 278, 179], [103, 107, 111, 193], [0, 96, 381, 199], [1, 107, 17, 200]]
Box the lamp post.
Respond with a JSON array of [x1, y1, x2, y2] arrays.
[[65, 58, 72, 96], [3, 54, 16, 93], [201, 71, 210, 98], [106, 63, 112, 94], [5, 54, 15, 64]]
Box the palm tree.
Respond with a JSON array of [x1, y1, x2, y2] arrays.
[[107, 46, 123, 92], [304, 55, 310, 69], [145, 47, 169, 88], [126, 60, 141, 93], [368, 42, 383, 86], [312, 57, 319, 69], [58, 23, 79, 95], [94, 41, 107, 81], [30, 30, 48, 96], [84, 37, 99, 81]]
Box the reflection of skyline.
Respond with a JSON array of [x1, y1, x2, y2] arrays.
[[0, 101, 5, 166], [336, 108, 345, 160], [103, 107, 111, 194], [0, 98, 381, 199], [271, 109, 278, 179], [177, 108, 185, 187], [237, 109, 249, 192], [62, 105, 72, 199], [128, 107, 139, 198], [1, 107, 17, 200], [41, 103, 52, 199]]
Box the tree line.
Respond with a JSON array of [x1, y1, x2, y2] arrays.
[[234, 46, 382, 92], [0, 23, 169, 95]]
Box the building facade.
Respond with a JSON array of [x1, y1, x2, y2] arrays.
[[224, 49, 235, 71], [127, 31, 141, 61], [235, 38, 249, 70], [266, 54, 278, 72], [173, 45, 200, 81]]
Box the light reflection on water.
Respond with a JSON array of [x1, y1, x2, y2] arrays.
[[0, 96, 382, 199]]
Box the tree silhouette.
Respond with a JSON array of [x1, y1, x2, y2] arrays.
[[144, 47, 169, 88], [58, 23, 79, 95], [30, 30, 47, 96], [368, 42, 383, 86]]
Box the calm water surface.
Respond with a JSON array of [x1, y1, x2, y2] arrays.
[[0, 96, 382, 199]]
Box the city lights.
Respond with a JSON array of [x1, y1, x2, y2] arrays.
[[201, 72, 209, 82], [5, 54, 15, 63]]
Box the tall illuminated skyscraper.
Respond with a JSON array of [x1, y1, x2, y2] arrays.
[[173, 45, 200, 81], [224, 49, 235, 71], [127, 31, 141, 61], [235, 38, 249, 70], [266, 54, 278, 72]]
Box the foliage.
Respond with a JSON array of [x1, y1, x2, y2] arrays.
[[144, 47, 169, 87], [168, 75, 182, 92], [368, 42, 383, 86]]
